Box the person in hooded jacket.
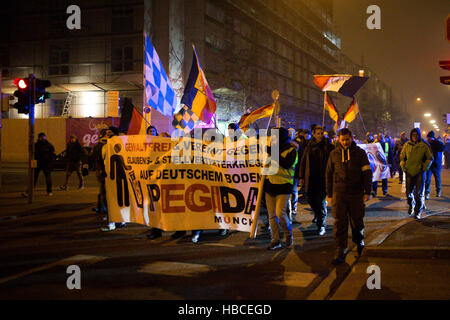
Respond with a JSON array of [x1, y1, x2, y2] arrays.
[[264, 127, 298, 250], [299, 125, 334, 235], [399, 128, 433, 219], [326, 128, 372, 264]]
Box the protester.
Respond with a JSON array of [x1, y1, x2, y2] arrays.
[[60, 135, 86, 190], [101, 126, 127, 232], [147, 125, 158, 136], [91, 129, 108, 215], [22, 132, 55, 197], [264, 127, 298, 250], [386, 135, 395, 177], [326, 128, 372, 264], [393, 131, 408, 184], [399, 128, 433, 219], [425, 131, 444, 198], [299, 125, 334, 235], [444, 137, 450, 169], [364, 132, 374, 144], [372, 133, 392, 197]]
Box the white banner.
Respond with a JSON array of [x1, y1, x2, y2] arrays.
[[105, 135, 272, 232], [358, 143, 391, 181]]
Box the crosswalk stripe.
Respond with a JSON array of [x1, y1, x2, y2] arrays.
[[0, 255, 106, 285], [138, 261, 213, 277]]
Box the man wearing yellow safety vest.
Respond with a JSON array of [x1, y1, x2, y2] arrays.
[[264, 127, 298, 250], [326, 128, 373, 264], [372, 133, 393, 197]]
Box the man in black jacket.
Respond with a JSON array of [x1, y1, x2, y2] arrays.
[[23, 132, 55, 196], [326, 128, 372, 264], [425, 131, 444, 198], [299, 125, 334, 235], [393, 131, 408, 184]]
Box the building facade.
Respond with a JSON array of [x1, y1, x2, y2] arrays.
[[1, 0, 405, 137]]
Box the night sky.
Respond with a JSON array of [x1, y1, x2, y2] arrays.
[[334, 0, 450, 132]]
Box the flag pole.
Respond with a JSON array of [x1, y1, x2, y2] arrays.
[[322, 92, 326, 128]]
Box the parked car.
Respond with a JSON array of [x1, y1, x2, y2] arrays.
[[51, 146, 93, 171]]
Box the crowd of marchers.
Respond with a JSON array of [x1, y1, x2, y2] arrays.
[[24, 122, 448, 265]]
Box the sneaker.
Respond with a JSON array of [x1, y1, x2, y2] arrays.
[[59, 185, 67, 191], [101, 222, 116, 232], [318, 227, 326, 236], [21, 192, 29, 198], [267, 241, 282, 250], [408, 206, 414, 216], [436, 192, 441, 198], [312, 217, 317, 224], [425, 193, 430, 200], [218, 229, 229, 236], [115, 222, 126, 228], [47, 192, 53, 196], [191, 233, 201, 244], [285, 236, 294, 248], [414, 212, 422, 220], [147, 229, 162, 240], [171, 231, 186, 239]]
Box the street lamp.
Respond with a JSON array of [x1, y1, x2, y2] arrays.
[[424, 113, 431, 117], [416, 98, 422, 102], [430, 120, 436, 124]]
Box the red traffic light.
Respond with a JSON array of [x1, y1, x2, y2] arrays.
[[13, 78, 28, 89]]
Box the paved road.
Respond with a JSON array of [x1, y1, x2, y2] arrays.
[[0, 165, 448, 300]]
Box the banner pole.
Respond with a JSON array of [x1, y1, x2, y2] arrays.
[[322, 92, 326, 128], [249, 174, 265, 238]]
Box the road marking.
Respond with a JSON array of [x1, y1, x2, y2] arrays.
[[272, 272, 318, 288], [0, 254, 106, 285], [138, 261, 213, 277]]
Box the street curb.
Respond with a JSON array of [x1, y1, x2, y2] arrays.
[[363, 247, 450, 259]]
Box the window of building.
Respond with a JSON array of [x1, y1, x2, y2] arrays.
[[112, 7, 133, 33], [48, 45, 69, 76], [206, 1, 225, 23], [111, 46, 134, 72]]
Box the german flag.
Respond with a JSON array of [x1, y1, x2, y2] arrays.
[[126, 107, 148, 135], [238, 104, 275, 130], [313, 74, 369, 97], [343, 97, 359, 123], [324, 92, 339, 123]]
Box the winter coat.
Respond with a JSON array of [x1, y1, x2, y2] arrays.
[[399, 128, 433, 176], [427, 139, 444, 169], [326, 141, 372, 196], [393, 138, 408, 165], [299, 137, 334, 194], [35, 140, 55, 166], [66, 140, 85, 162]]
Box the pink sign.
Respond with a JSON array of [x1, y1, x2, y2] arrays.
[[66, 117, 120, 147]]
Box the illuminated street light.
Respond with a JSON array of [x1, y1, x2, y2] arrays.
[[416, 98, 422, 102], [424, 113, 431, 117], [430, 120, 436, 124]]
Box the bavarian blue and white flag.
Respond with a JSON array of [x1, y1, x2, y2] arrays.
[[144, 34, 177, 117]]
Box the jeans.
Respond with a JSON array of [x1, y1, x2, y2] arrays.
[[331, 193, 365, 256], [372, 179, 388, 195], [398, 167, 404, 183], [406, 172, 426, 214], [288, 178, 299, 220], [265, 193, 292, 243], [34, 165, 52, 193], [307, 191, 327, 229], [425, 166, 441, 195]]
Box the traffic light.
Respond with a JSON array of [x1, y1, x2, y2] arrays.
[[13, 77, 31, 114], [34, 79, 51, 104]]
